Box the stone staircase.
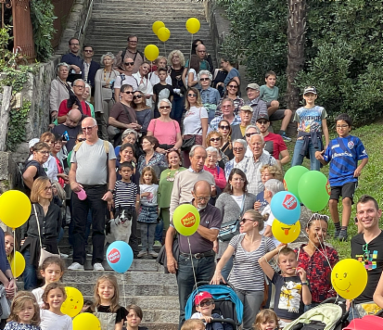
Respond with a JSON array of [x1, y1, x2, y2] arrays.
[[85, 0, 217, 67]]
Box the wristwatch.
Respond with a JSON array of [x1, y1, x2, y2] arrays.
[[301, 281, 308, 285], [107, 189, 114, 193]]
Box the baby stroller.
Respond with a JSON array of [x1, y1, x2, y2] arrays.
[[283, 297, 349, 330], [185, 281, 243, 329]]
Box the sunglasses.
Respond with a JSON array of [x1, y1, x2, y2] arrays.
[[133, 95, 142, 100], [209, 137, 221, 142], [228, 85, 238, 89], [245, 132, 257, 138], [159, 106, 171, 109], [197, 300, 214, 307], [84, 50, 93, 53], [125, 62, 134, 66], [219, 125, 230, 130], [77, 138, 86, 142], [124, 91, 134, 95], [200, 78, 210, 81], [240, 218, 254, 224], [257, 120, 268, 125], [188, 93, 197, 97]]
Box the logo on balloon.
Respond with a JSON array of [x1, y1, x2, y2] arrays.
[[326, 181, 331, 195], [107, 248, 120, 264], [282, 194, 297, 210], [181, 212, 196, 228]]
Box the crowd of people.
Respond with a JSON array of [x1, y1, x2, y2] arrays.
[[0, 34, 381, 330]]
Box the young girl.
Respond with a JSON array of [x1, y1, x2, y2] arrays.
[[94, 275, 127, 330], [32, 257, 65, 307], [137, 167, 159, 259], [4, 232, 15, 266], [126, 305, 147, 330], [5, 291, 41, 330], [254, 309, 279, 330], [40, 283, 72, 330]]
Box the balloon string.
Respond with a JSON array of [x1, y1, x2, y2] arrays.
[[121, 273, 126, 308], [164, 42, 167, 58], [189, 34, 194, 70], [13, 228, 16, 297], [187, 237, 197, 286]]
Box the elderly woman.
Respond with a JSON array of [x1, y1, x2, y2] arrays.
[[83, 83, 95, 118], [217, 119, 234, 160], [168, 50, 187, 124], [132, 90, 151, 135], [20, 177, 61, 289], [224, 139, 247, 180], [133, 61, 153, 108], [149, 56, 172, 86], [114, 57, 139, 101], [147, 99, 182, 154], [215, 168, 257, 281], [204, 147, 226, 190], [216, 78, 244, 116], [50, 63, 72, 121], [205, 131, 229, 169], [137, 136, 167, 176], [182, 87, 208, 168], [94, 52, 120, 139], [198, 70, 221, 123]]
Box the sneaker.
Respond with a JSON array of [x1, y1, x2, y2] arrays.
[[68, 262, 84, 271], [338, 230, 348, 242], [93, 263, 104, 271], [333, 229, 341, 239], [137, 250, 147, 258], [60, 253, 69, 259], [281, 134, 292, 142], [153, 240, 162, 247], [87, 253, 93, 257], [148, 250, 159, 258]]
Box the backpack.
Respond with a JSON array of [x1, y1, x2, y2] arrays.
[[120, 48, 145, 69], [111, 74, 126, 99]]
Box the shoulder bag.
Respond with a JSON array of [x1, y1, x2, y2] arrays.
[[217, 195, 246, 242], [181, 108, 202, 152], [33, 204, 60, 266], [107, 103, 134, 139]]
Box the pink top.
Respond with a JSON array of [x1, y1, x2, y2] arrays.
[[203, 165, 226, 189], [147, 118, 180, 146]]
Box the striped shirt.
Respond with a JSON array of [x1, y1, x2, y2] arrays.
[[114, 180, 138, 208], [228, 234, 275, 291]]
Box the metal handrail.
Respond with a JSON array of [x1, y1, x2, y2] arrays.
[[77, 0, 94, 40]]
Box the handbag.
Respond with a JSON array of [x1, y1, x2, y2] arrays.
[[181, 135, 196, 152], [218, 195, 246, 242], [156, 237, 179, 274], [0, 285, 10, 319], [33, 204, 60, 266]]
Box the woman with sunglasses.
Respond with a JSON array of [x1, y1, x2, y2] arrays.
[[205, 131, 229, 169], [295, 214, 338, 310], [217, 119, 234, 160], [94, 52, 120, 139], [211, 209, 274, 330], [147, 99, 182, 154], [215, 169, 257, 281], [216, 78, 244, 117], [182, 88, 208, 167], [132, 90, 151, 135], [133, 61, 153, 108]]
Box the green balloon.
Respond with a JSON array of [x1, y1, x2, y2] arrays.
[[284, 166, 309, 202], [298, 171, 330, 211]]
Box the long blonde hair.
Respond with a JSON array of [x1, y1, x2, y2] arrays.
[[8, 291, 40, 325], [94, 274, 120, 312], [184, 87, 203, 110]]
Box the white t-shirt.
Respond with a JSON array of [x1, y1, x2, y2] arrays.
[[261, 204, 281, 246], [40, 309, 72, 330], [231, 194, 244, 208], [113, 74, 138, 91], [140, 184, 158, 206], [186, 68, 197, 87], [133, 72, 153, 107], [183, 106, 208, 135], [149, 72, 172, 86], [32, 287, 44, 307]]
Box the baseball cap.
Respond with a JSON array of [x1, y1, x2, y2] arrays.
[[195, 291, 213, 305], [240, 105, 253, 113], [256, 113, 269, 122], [303, 86, 317, 95], [246, 83, 260, 91], [28, 138, 40, 149]]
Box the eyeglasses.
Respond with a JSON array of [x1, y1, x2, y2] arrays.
[[240, 218, 254, 224], [200, 78, 210, 81], [83, 50, 93, 53], [77, 138, 86, 142], [44, 186, 53, 191], [245, 132, 257, 138], [218, 125, 230, 130], [125, 62, 134, 66], [197, 300, 214, 307], [82, 125, 97, 131], [133, 95, 142, 100], [228, 85, 238, 89], [38, 151, 50, 155], [257, 120, 268, 125], [188, 93, 197, 97], [124, 91, 134, 95], [195, 196, 210, 202], [233, 147, 244, 152], [209, 137, 221, 142], [336, 125, 349, 128], [74, 85, 85, 89], [159, 106, 171, 109]]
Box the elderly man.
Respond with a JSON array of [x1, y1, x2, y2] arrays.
[[231, 105, 253, 140], [61, 38, 84, 83], [113, 57, 139, 102], [256, 113, 290, 167], [81, 45, 100, 94], [245, 83, 268, 123], [57, 79, 92, 124], [237, 133, 277, 196], [68, 117, 116, 271], [209, 98, 241, 132], [52, 109, 82, 152], [166, 180, 222, 327], [224, 139, 248, 179], [244, 125, 261, 157], [115, 35, 144, 74]]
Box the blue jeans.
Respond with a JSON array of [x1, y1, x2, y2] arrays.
[[291, 138, 321, 170], [22, 249, 37, 290], [57, 227, 64, 244], [155, 218, 164, 242], [348, 305, 361, 322], [171, 95, 185, 125], [177, 254, 216, 328], [220, 255, 233, 282]]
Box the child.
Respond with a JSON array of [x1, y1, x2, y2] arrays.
[[259, 71, 292, 141], [32, 257, 65, 307], [5, 291, 41, 330], [137, 167, 159, 259], [40, 283, 72, 330], [259, 247, 312, 328], [191, 292, 233, 330], [4, 231, 15, 266], [126, 304, 147, 330], [315, 113, 368, 241], [94, 274, 127, 330], [152, 67, 174, 118], [291, 86, 329, 170], [253, 309, 279, 330], [181, 319, 205, 330]]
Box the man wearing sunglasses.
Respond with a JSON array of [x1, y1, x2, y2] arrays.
[[209, 98, 241, 132], [115, 35, 144, 74], [81, 45, 100, 95], [52, 109, 82, 152]]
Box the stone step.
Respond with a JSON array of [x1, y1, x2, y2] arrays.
[[63, 258, 164, 271], [140, 323, 178, 330], [142, 309, 179, 323]]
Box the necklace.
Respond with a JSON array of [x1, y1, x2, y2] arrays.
[[104, 68, 112, 85], [166, 169, 180, 182]]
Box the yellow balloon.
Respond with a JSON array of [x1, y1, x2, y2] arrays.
[[331, 259, 368, 300], [152, 21, 165, 35], [0, 190, 31, 229], [157, 27, 171, 42], [61, 287, 84, 318], [186, 18, 201, 34], [144, 44, 160, 62], [10, 251, 25, 278], [271, 219, 301, 244], [73, 310, 100, 330], [173, 204, 200, 236]]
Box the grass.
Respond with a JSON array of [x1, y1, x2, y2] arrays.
[[280, 121, 383, 259]]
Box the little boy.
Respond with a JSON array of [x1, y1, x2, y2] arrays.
[[291, 86, 329, 170], [191, 292, 233, 330], [259, 247, 312, 328], [153, 67, 174, 118], [259, 71, 293, 142], [315, 113, 368, 241]]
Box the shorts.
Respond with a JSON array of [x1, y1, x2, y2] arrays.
[[269, 109, 286, 121], [330, 182, 357, 203]]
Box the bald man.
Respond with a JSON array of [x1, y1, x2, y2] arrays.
[[52, 109, 82, 152]]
